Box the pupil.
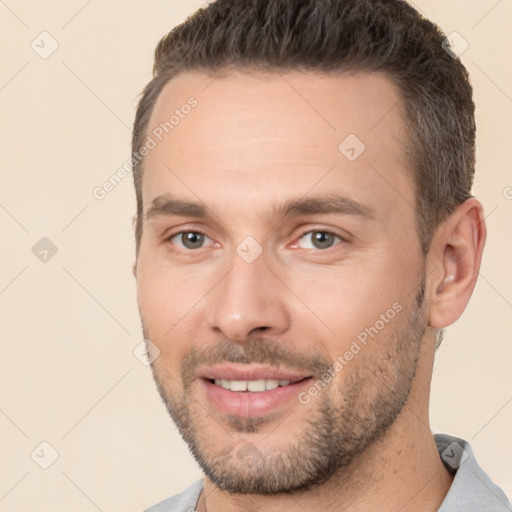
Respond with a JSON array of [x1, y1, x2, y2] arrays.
[[313, 231, 333, 249], [183, 232, 204, 249]]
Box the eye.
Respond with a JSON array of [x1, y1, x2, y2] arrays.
[[167, 230, 214, 250], [296, 230, 343, 250]]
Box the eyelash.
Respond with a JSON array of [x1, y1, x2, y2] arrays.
[[164, 228, 346, 251], [163, 230, 213, 253], [294, 229, 345, 250]]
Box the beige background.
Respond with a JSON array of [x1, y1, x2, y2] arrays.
[[0, 1, 511, 510]]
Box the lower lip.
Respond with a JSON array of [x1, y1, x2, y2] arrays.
[[201, 378, 312, 418]]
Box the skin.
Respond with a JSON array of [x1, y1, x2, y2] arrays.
[[134, 70, 486, 511]]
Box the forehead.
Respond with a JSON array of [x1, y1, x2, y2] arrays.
[[141, 69, 415, 221], [147, 69, 407, 155]]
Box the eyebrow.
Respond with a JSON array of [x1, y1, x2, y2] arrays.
[[145, 193, 375, 222], [145, 194, 207, 220], [273, 194, 375, 220]]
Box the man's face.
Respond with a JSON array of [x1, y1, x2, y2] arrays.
[[135, 70, 428, 493]]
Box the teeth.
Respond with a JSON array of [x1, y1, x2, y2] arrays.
[[213, 379, 293, 392], [248, 380, 266, 392], [265, 379, 279, 390]]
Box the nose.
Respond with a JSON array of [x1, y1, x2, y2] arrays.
[[206, 249, 291, 344]]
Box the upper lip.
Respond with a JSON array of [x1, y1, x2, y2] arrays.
[[198, 364, 311, 383]]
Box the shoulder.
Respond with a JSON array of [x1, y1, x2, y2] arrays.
[[142, 479, 204, 512], [435, 433, 511, 512]]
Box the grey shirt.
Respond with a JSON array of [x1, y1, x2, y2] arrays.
[[144, 433, 511, 511]]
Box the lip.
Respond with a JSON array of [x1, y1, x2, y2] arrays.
[[198, 363, 310, 383], [197, 364, 313, 418]]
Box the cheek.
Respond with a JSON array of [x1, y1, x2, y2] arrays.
[[136, 253, 215, 366], [290, 257, 396, 320], [136, 255, 185, 341], [137, 246, 192, 307], [289, 258, 406, 339]]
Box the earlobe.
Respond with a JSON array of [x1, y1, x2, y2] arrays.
[[428, 198, 486, 330]]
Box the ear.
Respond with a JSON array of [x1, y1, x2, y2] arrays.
[[426, 198, 486, 330], [132, 214, 138, 278]]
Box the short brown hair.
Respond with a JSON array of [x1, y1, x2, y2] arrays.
[[132, 0, 475, 257]]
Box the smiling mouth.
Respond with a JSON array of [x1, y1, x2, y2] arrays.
[[208, 378, 309, 392], [200, 372, 314, 418]]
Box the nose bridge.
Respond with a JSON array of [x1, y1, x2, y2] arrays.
[[208, 245, 290, 342]]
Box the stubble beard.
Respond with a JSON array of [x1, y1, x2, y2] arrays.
[[144, 281, 427, 495]]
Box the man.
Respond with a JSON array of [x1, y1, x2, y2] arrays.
[[131, 0, 511, 510]]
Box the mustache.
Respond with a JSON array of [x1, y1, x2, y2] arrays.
[[180, 338, 333, 382]]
